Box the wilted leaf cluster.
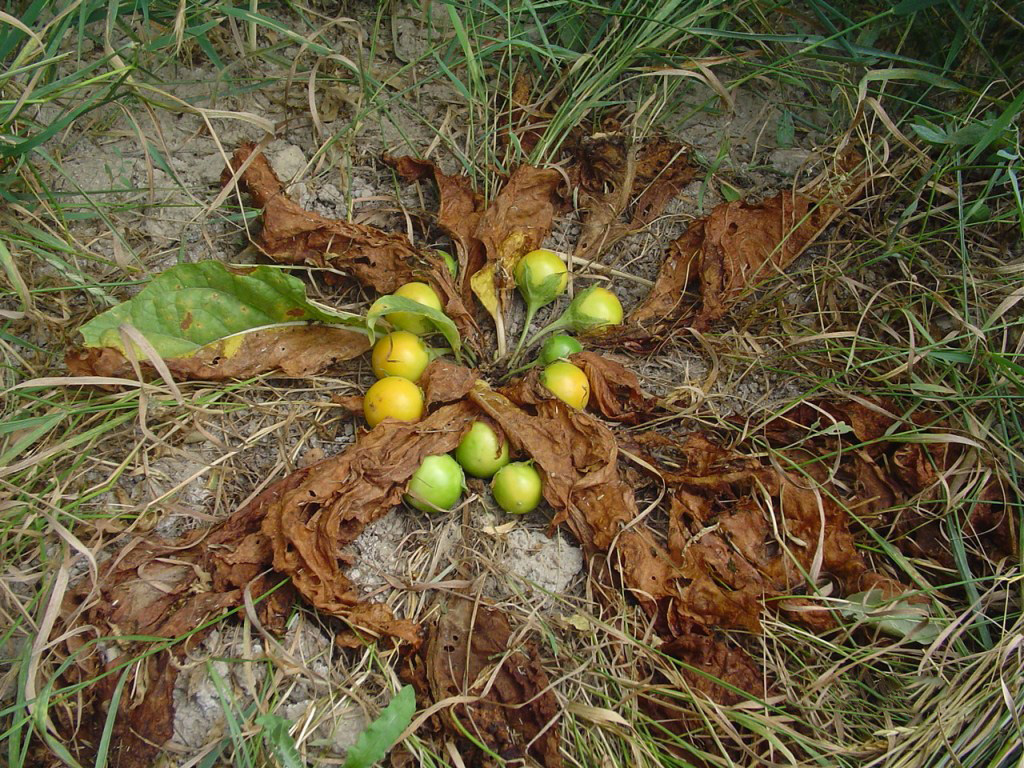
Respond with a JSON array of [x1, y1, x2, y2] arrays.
[[53, 137, 1008, 768]]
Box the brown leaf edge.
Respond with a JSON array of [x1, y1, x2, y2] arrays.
[[598, 152, 867, 344], [66, 325, 370, 382], [422, 598, 563, 768], [225, 144, 480, 348]]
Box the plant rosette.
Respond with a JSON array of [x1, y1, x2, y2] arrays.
[[405, 454, 465, 513], [454, 421, 510, 478], [491, 461, 543, 515], [363, 376, 424, 427]]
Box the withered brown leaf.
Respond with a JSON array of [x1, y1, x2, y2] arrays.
[[54, 368, 486, 767], [388, 154, 563, 348], [57, 466, 312, 768], [760, 399, 1016, 573], [385, 155, 486, 310], [260, 399, 477, 629], [471, 381, 769, 698], [225, 144, 480, 345], [426, 598, 562, 768], [570, 349, 659, 424], [66, 325, 370, 380], [624, 190, 831, 336], [605, 155, 866, 341], [573, 134, 695, 262]]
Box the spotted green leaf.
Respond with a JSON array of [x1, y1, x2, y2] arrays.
[[78, 261, 363, 358]]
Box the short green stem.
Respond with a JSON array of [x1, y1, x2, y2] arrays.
[[509, 303, 539, 367], [523, 315, 570, 354], [499, 358, 541, 383]]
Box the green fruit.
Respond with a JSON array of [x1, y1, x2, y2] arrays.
[[405, 454, 465, 513], [454, 421, 510, 478], [539, 334, 583, 364], [491, 462, 543, 515], [364, 376, 424, 427], [514, 249, 568, 308], [371, 331, 430, 381]]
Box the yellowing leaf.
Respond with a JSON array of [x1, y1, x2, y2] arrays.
[[471, 264, 500, 326]]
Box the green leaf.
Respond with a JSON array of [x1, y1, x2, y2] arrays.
[[256, 714, 304, 768], [965, 89, 1024, 164], [719, 181, 743, 202], [342, 686, 416, 768], [366, 296, 462, 363], [840, 590, 942, 645], [0, 413, 62, 468], [79, 261, 364, 358], [776, 109, 795, 148], [910, 119, 949, 145], [892, 0, 948, 15]]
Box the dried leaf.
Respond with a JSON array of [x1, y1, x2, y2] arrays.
[[426, 599, 562, 768], [259, 399, 477, 633], [385, 154, 562, 349], [573, 134, 694, 261], [67, 325, 370, 380], [471, 165, 563, 345], [759, 399, 1016, 571], [469, 382, 769, 700], [659, 629, 765, 704], [226, 144, 479, 346], [624, 191, 830, 336], [570, 350, 659, 424], [384, 155, 486, 309], [56, 466, 311, 768], [692, 191, 833, 329], [608, 155, 866, 340], [419, 358, 479, 405], [478, 381, 900, 671], [620, 220, 702, 334], [55, 374, 486, 766]]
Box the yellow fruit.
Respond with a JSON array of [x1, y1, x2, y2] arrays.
[[363, 376, 424, 427], [371, 331, 430, 381], [541, 361, 590, 409], [388, 282, 443, 335]]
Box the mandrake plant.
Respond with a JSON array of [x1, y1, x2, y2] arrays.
[[2, 2, 1022, 768]]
